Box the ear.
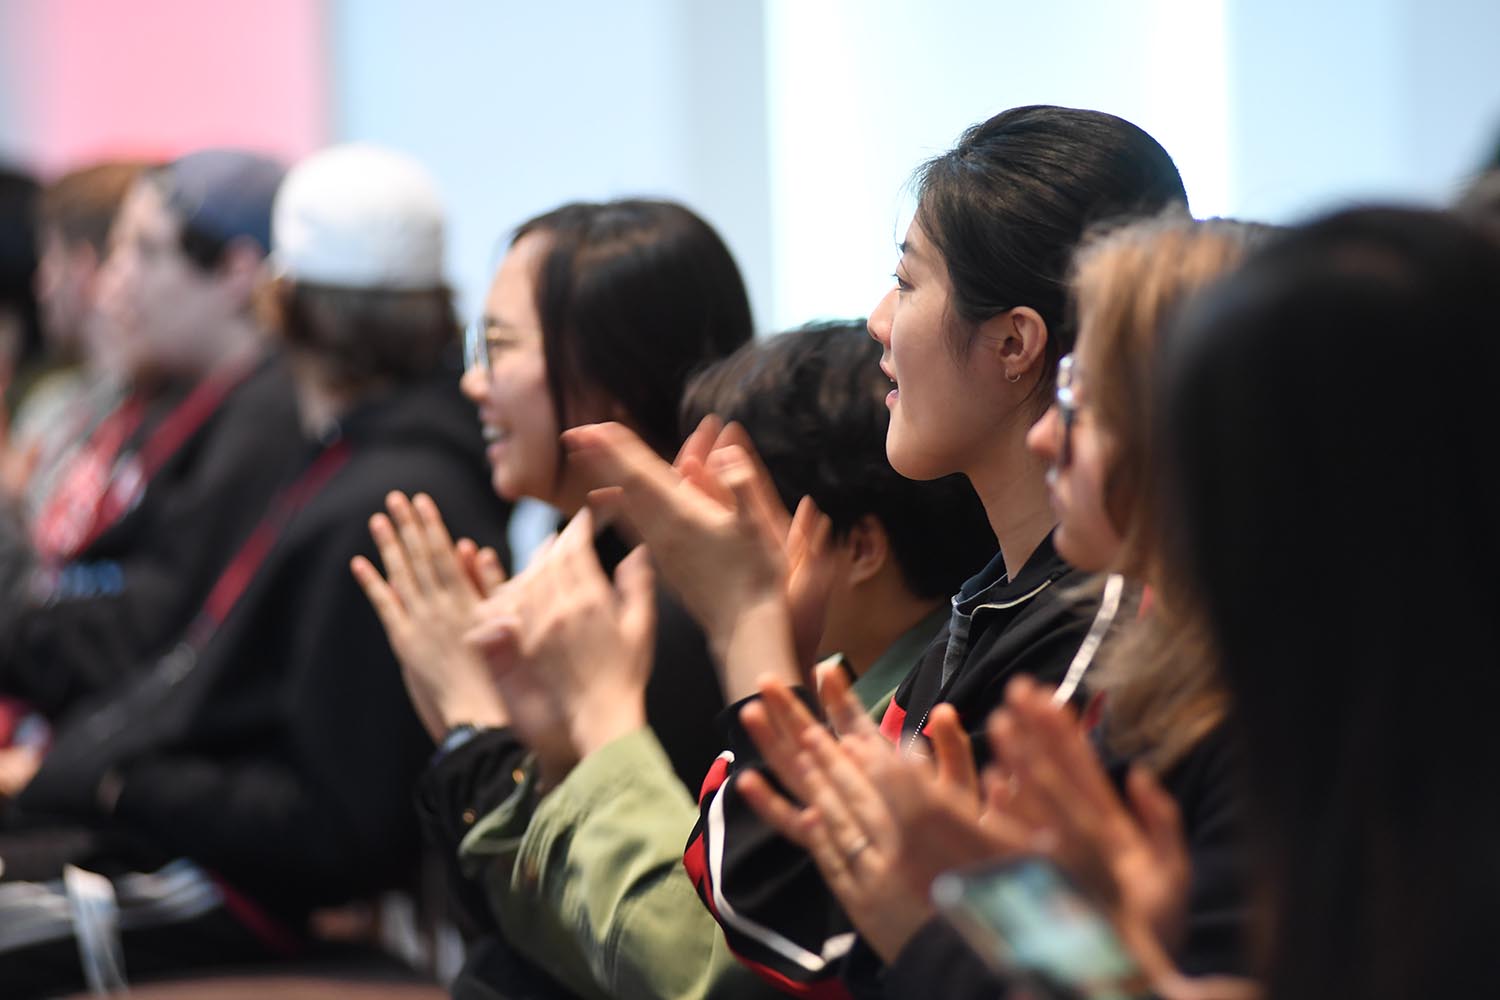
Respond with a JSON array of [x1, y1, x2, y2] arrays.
[[978, 306, 1049, 385], [217, 237, 268, 310], [845, 513, 890, 587]]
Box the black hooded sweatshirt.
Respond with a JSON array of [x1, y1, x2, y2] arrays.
[[11, 367, 511, 922]]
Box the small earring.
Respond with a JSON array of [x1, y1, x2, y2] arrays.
[[1006, 371, 1021, 384]]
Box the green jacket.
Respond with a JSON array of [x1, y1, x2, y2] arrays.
[[458, 606, 948, 1000]]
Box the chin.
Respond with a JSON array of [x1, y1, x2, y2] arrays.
[[1053, 528, 1108, 573], [489, 469, 525, 502], [885, 441, 949, 483]]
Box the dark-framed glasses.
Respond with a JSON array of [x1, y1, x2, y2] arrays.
[[1055, 353, 1077, 467]]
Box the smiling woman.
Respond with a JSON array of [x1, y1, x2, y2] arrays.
[[459, 198, 754, 517]]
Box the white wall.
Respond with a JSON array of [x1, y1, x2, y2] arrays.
[[5, 0, 1497, 331], [1224, 0, 1500, 221], [758, 0, 1499, 327], [331, 0, 774, 327], [760, 0, 1233, 329]]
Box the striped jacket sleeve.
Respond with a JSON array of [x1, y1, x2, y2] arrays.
[[684, 687, 902, 998]]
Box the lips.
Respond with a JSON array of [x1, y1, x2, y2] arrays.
[[478, 416, 510, 444], [880, 360, 900, 407]]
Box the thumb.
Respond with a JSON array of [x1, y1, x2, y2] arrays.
[[586, 485, 626, 526], [464, 613, 522, 672]]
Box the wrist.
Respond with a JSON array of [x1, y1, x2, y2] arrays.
[[435, 687, 510, 734], [571, 695, 648, 760], [713, 596, 801, 702]]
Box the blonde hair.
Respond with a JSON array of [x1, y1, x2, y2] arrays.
[[1071, 213, 1267, 772]]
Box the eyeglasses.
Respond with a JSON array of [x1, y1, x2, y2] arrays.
[[463, 318, 498, 375], [1054, 353, 1077, 467]]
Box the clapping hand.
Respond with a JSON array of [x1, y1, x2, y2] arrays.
[[351, 492, 509, 742], [735, 671, 1003, 961], [563, 418, 833, 700], [463, 508, 657, 791]]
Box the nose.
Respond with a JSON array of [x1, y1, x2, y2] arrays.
[[95, 250, 130, 328], [1026, 404, 1060, 463], [867, 288, 896, 347], [459, 364, 489, 406]]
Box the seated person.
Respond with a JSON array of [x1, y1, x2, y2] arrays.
[[1, 152, 303, 725], [0, 144, 510, 998], [354, 196, 757, 997], [10, 160, 148, 515]]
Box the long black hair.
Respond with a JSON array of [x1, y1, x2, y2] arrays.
[[514, 199, 753, 457], [1160, 207, 1500, 1000], [915, 105, 1187, 407]]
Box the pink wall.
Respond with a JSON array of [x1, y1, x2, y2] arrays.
[[13, 0, 327, 175]]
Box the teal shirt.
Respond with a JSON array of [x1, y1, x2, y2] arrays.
[[849, 603, 950, 717]]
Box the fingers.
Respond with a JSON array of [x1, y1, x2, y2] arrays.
[[674, 413, 723, 472], [1005, 677, 1119, 819], [926, 704, 979, 797], [740, 695, 816, 805], [787, 495, 830, 562], [386, 491, 442, 595], [350, 554, 406, 632], [1126, 765, 1185, 860], [463, 610, 523, 672], [475, 546, 507, 594], [711, 446, 770, 535], [679, 455, 735, 508], [613, 544, 658, 654], [567, 422, 726, 556], [714, 422, 791, 539], [412, 493, 467, 594], [817, 667, 876, 741], [985, 709, 1055, 836], [736, 769, 813, 848], [368, 510, 420, 603], [563, 422, 683, 527], [585, 485, 626, 524], [760, 676, 824, 741], [800, 724, 893, 845]]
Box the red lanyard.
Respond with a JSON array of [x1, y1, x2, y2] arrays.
[[31, 363, 255, 561], [31, 396, 147, 559], [189, 439, 352, 645]]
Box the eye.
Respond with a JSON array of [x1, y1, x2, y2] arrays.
[[892, 270, 913, 293]]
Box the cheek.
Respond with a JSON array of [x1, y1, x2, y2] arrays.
[[1056, 444, 1124, 568]]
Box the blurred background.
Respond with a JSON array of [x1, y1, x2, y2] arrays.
[[2, 0, 1497, 333]]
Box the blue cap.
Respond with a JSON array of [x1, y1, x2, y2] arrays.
[[158, 149, 285, 255]]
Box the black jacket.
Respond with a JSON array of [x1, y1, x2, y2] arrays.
[[12, 368, 511, 919], [0, 356, 304, 716], [682, 534, 1098, 996]]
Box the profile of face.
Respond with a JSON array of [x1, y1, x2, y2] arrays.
[[34, 226, 93, 354], [867, 217, 1031, 482], [96, 180, 236, 381], [1025, 333, 1123, 572], [461, 230, 582, 509]]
